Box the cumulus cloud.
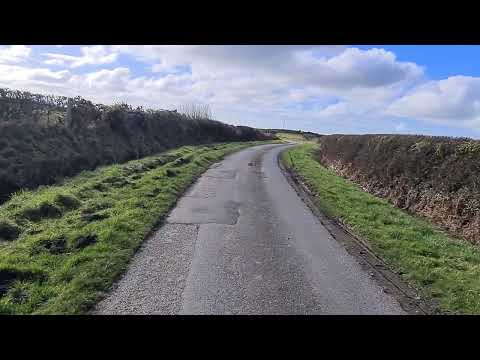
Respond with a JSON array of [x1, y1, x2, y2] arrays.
[[111, 45, 346, 71], [108, 46, 424, 124], [0, 45, 31, 63], [0, 45, 431, 134], [2, 45, 480, 136], [292, 47, 423, 89], [82, 67, 131, 90], [113, 45, 422, 92], [43, 45, 118, 68], [0, 64, 70, 83], [3, 46, 424, 107], [387, 76, 480, 127]]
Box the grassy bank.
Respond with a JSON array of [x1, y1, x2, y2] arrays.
[[0, 88, 273, 203], [0, 141, 266, 314], [315, 134, 480, 244], [275, 131, 320, 143], [282, 144, 480, 314]]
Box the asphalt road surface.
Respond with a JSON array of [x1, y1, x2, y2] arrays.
[[95, 144, 405, 314]]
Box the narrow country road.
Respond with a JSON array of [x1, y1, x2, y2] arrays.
[[95, 144, 405, 314]]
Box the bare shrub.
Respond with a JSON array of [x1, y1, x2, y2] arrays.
[[178, 103, 213, 120]]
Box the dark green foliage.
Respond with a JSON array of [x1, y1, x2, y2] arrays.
[[102, 176, 132, 188], [34, 236, 68, 255], [54, 194, 81, 210], [172, 157, 191, 167], [317, 134, 480, 194], [166, 169, 177, 177], [0, 220, 21, 241], [81, 201, 112, 214], [148, 188, 161, 197], [19, 202, 63, 222], [0, 266, 46, 296], [82, 211, 109, 223], [0, 88, 273, 203], [73, 234, 98, 250]]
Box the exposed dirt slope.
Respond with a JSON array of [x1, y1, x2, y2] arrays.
[[316, 134, 480, 244]]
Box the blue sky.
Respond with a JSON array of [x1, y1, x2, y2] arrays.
[[1, 45, 479, 138], [374, 45, 480, 79]]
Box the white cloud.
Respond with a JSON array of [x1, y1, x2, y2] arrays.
[[0, 45, 430, 134], [0, 45, 31, 63], [113, 45, 421, 92], [4, 45, 480, 136], [0, 64, 70, 82], [387, 76, 480, 127], [43, 45, 118, 68], [122, 46, 424, 117], [313, 101, 376, 119], [83, 67, 130, 90], [292, 47, 423, 89]]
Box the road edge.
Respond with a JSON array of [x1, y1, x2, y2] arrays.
[[90, 142, 275, 314], [277, 146, 440, 315]]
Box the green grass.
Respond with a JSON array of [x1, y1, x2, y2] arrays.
[[282, 144, 480, 314], [276, 132, 316, 143], [0, 141, 267, 314]]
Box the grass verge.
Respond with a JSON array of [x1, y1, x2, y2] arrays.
[[276, 131, 317, 143], [282, 143, 480, 314], [0, 141, 267, 314]]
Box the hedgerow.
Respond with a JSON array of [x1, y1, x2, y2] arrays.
[[316, 134, 480, 244], [0, 88, 272, 202]]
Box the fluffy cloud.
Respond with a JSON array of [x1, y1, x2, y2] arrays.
[[387, 76, 480, 127], [83, 67, 131, 90], [2, 45, 480, 136], [0, 64, 69, 84], [107, 46, 425, 125], [0, 45, 430, 134], [291, 47, 423, 89], [2, 46, 423, 108], [43, 45, 118, 68], [113, 45, 422, 93], [0, 45, 31, 63]]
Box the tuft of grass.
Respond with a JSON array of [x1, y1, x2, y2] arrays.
[[54, 194, 81, 210], [165, 169, 177, 177], [0, 220, 22, 241], [0, 141, 268, 314], [282, 144, 480, 314], [19, 201, 63, 222]]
